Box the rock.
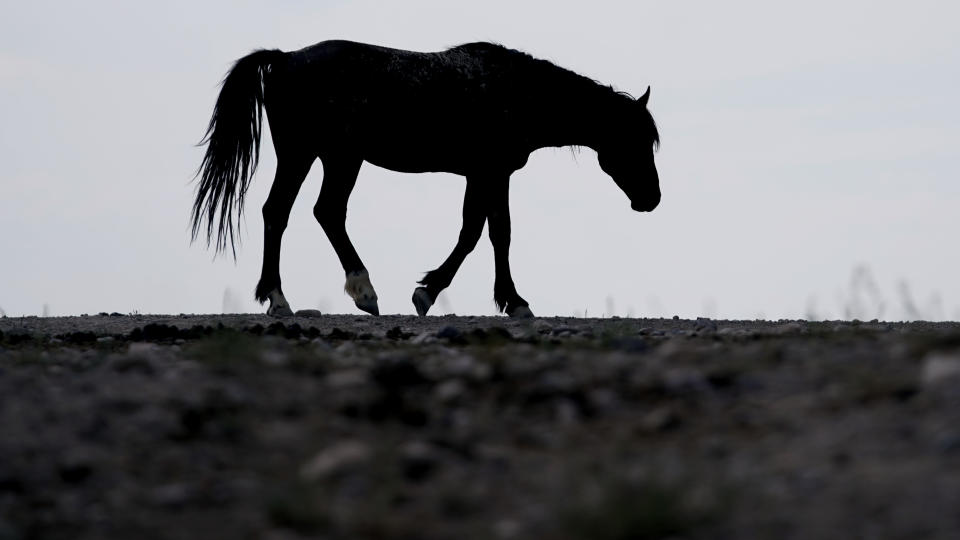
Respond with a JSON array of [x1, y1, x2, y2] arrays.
[[434, 379, 466, 403], [773, 322, 805, 335], [551, 326, 578, 337], [400, 440, 441, 481], [294, 309, 323, 318], [662, 367, 710, 393], [533, 320, 553, 333], [436, 326, 463, 340], [300, 440, 372, 481], [386, 326, 415, 340], [410, 333, 436, 345], [150, 483, 193, 508], [260, 349, 288, 367], [921, 353, 960, 386], [586, 388, 620, 414], [494, 518, 522, 539], [695, 317, 717, 333], [639, 406, 681, 433], [128, 342, 161, 355], [58, 449, 95, 484], [325, 368, 369, 389]]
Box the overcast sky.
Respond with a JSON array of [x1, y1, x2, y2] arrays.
[[1, 1, 958, 320]]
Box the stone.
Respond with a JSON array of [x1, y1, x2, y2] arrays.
[[921, 353, 960, 386], [695, 317, 717, 333], [434, 379, 467, 403], [532, 320, 553, 333], [325, 369, 369, 389], [400, 440, 441, 481], [773, 322, 805, 335], [436, 326, 463, 340], [639, 406, 681, 433], [300, 440, 372, 481]]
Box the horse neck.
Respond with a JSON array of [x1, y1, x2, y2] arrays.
[[528, 85, 627, 152]]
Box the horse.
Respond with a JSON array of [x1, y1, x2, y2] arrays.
[[192, 40, 660, 318]]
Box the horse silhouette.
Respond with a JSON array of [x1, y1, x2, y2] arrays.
[[192, 40, 660, 318]]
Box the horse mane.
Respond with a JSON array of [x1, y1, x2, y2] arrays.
[[447, 42, 659, 149]]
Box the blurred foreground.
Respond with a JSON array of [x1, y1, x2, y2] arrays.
[[1, 314, 959, 539]]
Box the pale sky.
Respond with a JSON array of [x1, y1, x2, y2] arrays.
[[1, 1, 958, 320]]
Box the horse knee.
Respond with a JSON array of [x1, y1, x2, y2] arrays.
[[313, 203, 343, 231]]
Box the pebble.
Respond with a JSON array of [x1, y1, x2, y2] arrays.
[[639, 406, 681, 433], [434, 379, 467, 403], [400, 440, 441, 481], [128, 342, 161, 355], [662, 367, 710, 393], [773, 322, 805, 335], [921, 353, 960, 386], [411, 333, 437, 345], [552, 327, 578, 337], [325, 368, 369, 389], [532, 320, 553, 333], [260, 349, 288, 367], [150, 483, 192, 507], [436, 326, 463, 340], [695, 317, 717, 333], [300, 440, 372, 481]]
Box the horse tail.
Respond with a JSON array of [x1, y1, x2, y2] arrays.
[[191, 48, 286, 257]]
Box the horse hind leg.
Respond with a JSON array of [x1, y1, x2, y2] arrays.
[[414, 178, 486, 316], [486, 176, 533, 318], [255, 153, 314, 316]]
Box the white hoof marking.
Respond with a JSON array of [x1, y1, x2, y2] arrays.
[[345, 270, 377, 303], [266, 289, 293, 317], [345, 270, 379, 315]]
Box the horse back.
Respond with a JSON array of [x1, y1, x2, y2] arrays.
[[269, 40, 536, 174]]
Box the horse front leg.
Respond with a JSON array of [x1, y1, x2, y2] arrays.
[[486, 175, 533, 318], [413, 178, 486, 316], [313, 156, 379, 315], [255, 154, 315, 316]]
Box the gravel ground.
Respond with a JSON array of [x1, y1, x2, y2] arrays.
[[1, 314, 960, 540]]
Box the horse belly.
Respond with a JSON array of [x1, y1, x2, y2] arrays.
[[361, 132, 480, 175]]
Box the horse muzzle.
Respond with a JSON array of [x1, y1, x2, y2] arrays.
[[631, 195, 660, 212]]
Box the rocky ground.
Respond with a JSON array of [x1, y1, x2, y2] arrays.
[[1, 314, 960, 540]]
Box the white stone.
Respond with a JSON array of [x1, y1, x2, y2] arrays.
[[921, 353, 960, 386]]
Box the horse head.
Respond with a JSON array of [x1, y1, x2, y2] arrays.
[[596, 86, 660, 212]]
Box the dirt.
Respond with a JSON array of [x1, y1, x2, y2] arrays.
[[1, 314, 960, 540]]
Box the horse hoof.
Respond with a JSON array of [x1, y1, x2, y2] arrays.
[[508, 305, 534, 319], [355, 298, 379, 316], [268, 304, 294, 317], [412, 287, 434, 317], [266, 289, 293, 317]]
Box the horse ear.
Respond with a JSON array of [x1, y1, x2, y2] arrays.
[[638, 86, 651, 107]]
